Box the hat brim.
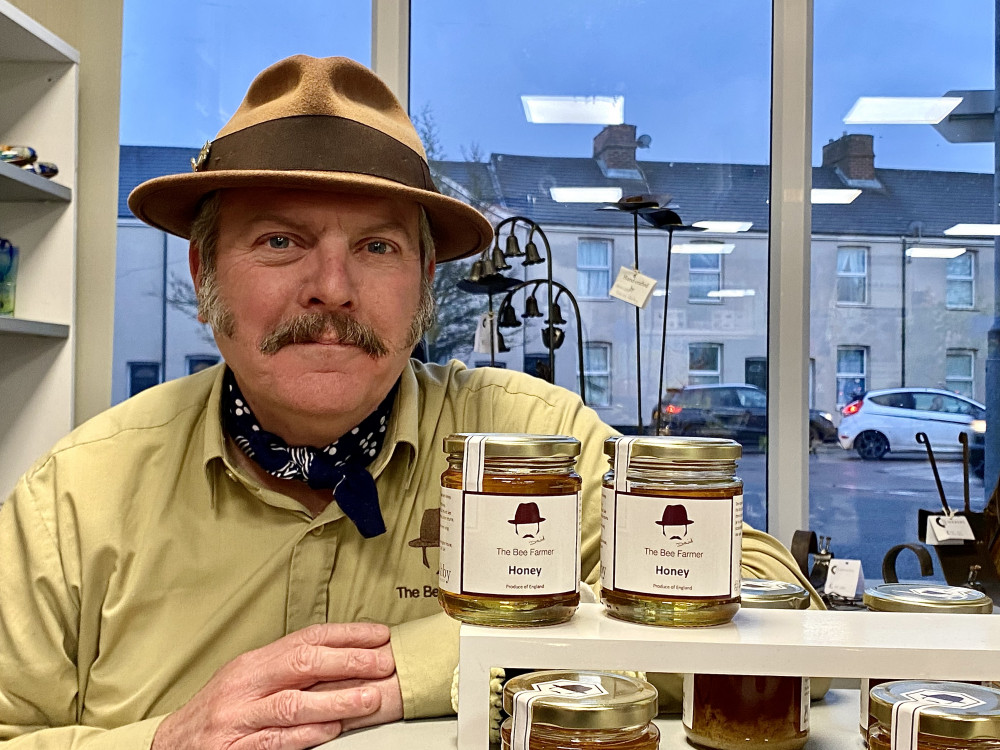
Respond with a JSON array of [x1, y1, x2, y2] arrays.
[[127, 169, 494, 263]]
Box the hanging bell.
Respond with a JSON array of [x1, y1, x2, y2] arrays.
[[491, 244, 511, 271], [541, 326, 565, 350], [522, 240, 544, 266], [504, 233, 524, 258], [522, 295, 543, 318], [496, 331, 511, 353], [498, 304, 522, 328], [480, 255, 498, 278], [467, 260, 484, 283], [546, 301, 567, 325]]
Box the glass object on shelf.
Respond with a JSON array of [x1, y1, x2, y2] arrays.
[[0, 238, 18, 316]]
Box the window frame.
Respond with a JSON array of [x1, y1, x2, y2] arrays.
[[945, 349, 975, 397], [835, 245, 869, 306], [127, 361, 161, 397], [688, 252, 723, 304], [576, 237, 613, 299], [688, 342, 723, 385], [946, 252, 976, 310], [582, 342, 612, 407], [835, 346, 868, 408]]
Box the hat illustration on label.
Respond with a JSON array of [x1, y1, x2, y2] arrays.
[[408, 508, 440, 568], [509, 501, 546, 539], [656, 504, 694, 540]]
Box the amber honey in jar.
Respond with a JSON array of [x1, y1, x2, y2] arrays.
[[500, 670, 659, 750], [600, 436, 742, 627], [868, 680, 1000, 749], [682, 579, 811, 750], [438, 433, 582, 627], [859, 584, 994, 740]]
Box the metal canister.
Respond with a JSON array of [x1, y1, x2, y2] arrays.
[[601, 436, 743, 627], [438, 433, 582, 627], [500, 670, 660, 750], [859, 584, 994, 740], [868, 680, 1000, 749], [682, 579, 811, 750]]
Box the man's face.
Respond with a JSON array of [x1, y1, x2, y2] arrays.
[[662, 523, 689, 540], [193, 188, 432, 442]]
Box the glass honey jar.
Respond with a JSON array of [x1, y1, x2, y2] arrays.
[[859, 584, 994, 740], [600, 436, 742, 627], [500, 670, 660, 750], [682, 579, 811, 750], [438, 433, 582, 627], [868, 680, 1000, 749]]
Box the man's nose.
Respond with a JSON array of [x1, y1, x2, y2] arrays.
[[301, 241, 358, 309]]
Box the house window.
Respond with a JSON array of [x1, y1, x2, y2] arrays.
[[946, 252, 975, 309], [583, 343, 612, 407], [836, 346, 867, 407], [689, 253, 722, 302], [186, 355, 219, 375], [128, 362, 160, 397], [689, 343, 722, 385], [577, 238, 612, 298], [836, 246, 868, 305], [946, 350, 974, 397]]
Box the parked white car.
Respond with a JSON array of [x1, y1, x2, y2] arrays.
[[838, 387, 985, 460]]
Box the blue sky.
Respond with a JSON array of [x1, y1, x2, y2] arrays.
[[120, 0, 994, 173]]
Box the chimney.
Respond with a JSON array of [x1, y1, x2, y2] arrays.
[[822, 133, 876, 182], [593, 124, 639, 173]]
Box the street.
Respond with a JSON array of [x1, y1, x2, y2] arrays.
[[737, 446, 989, 586]]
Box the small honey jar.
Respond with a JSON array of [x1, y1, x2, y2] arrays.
[[500, 670, 660, 750], [600, 436, 742, 627], [438, 433, 582, 627], [682, 579, 811, 750], [859, 584, 993, 740], [868, 680, 1000, 749]]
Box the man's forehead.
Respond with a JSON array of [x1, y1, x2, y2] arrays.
[[217, 187, 421, 232]]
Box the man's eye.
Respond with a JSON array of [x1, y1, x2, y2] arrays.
[[267, 236, 291, 249], [366, 240, 391, 255]]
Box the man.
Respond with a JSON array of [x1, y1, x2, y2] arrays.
[[0, 55, 819, 748]]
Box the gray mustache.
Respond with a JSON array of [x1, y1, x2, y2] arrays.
[[258, 311, 389, 358]]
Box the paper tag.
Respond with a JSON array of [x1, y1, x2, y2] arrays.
[[824, 559, 864, 598], [800, 678, 811, 732], [609, 267, 657, 308], [510, 680, 607, 750], [472, 312, 499, 354], [926, 514, 976, 546]]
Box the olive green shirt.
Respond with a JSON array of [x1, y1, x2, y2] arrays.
[[0, 360, 820, 747]]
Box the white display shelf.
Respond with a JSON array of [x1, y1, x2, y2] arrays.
[[0, 0, 78, 63], [0, 316, 69, 338], [0, 160, 71, 202], [456, 602, 1000, 748]]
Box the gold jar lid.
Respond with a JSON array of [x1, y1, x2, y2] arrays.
[[863, 583, 993, 614], [740, 579, 811, 610], [870, 681, 1000, 739], [603, 435, 742, 462], [502, 670, 658, 730], [443, 433, 580, 458]]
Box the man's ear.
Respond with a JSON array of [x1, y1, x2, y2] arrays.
[[189, 242, 205, 323], [427, 256, 436, 283]]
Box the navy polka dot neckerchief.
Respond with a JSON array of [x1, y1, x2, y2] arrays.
[[221, 367, 397, 539]]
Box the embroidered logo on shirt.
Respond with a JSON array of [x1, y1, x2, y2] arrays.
[[408, 508, 440, 568]]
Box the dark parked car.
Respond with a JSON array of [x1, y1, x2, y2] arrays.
[[652, 384, 837, 450]]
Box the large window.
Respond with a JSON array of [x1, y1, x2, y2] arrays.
[[577, 239, 612, 298], [945, 350, 974, 397], [835, 347, 867, 407], [583, 343, 612, 407], [836, 246, 868, 305], [688, 253, 722, 302], [127, 362, 160, 397], [946, 252, 975, 310], [688, 344, 722, 385]]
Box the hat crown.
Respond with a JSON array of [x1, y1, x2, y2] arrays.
[[219, 55, 427, 162], [657, 504, 693, 525]]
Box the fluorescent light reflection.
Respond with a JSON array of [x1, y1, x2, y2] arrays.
[[707, 289, 757, 298], [692, 221, 753, 233], [812, 188, 862, 204], [944, 223, 1000, 236], [522, 95, 625, 124], [672, 242, 736, 255], [550, 187, 623, 203], [905, 246, 967, 259], [843, 96, 962, 124]]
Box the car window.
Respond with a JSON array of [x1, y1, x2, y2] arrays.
[[870, 392, 915, 410], [738, 389, 767, 408]]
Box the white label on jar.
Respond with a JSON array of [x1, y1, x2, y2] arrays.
[[438, 485, 580, 596], [601, 489, 743, 598], [800, 677, 811, 732], [682, 673, 694, 728], [860, 678, 870, 732]]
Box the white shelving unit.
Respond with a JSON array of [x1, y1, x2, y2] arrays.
[[0, 0, 78, 498], [457, 603, 1000, 748]]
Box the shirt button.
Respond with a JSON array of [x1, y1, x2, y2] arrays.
[[311, 526, 324, 537]]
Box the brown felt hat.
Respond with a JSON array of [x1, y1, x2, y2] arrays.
[[127, 55, 493, 262]]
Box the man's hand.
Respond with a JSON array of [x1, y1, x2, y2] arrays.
[[151, 622, 396, 750]]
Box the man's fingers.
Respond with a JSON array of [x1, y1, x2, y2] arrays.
[[230, 721, 343, 750], [242, 687, 381, 730], [292, 622, 390, 650], [254, 643, 395, 691]]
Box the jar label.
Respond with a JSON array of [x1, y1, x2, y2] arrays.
[[602, 487, 742, 598], [860, 677, 870, 732], [890, 689, 989, 750], [800, 677, 810, 732], [682, 673, 694, 727], [510, 680, 609, 750], [438, 486, 581, 596]]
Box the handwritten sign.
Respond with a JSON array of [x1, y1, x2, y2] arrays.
[[609, 267, 657, 308]]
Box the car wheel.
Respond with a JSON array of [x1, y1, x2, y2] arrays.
[[855, 430, 889, 460]]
